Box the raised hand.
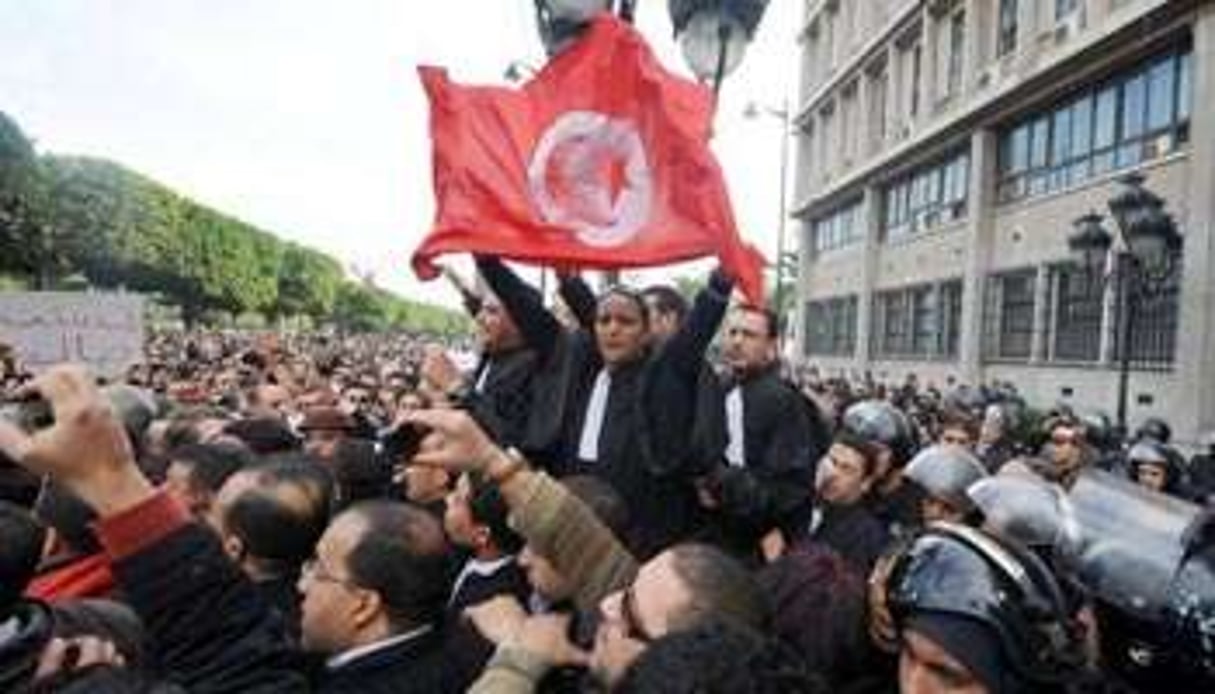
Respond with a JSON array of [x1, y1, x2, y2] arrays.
[[404, 407, 501, 475], [0, 365, 152, 515]]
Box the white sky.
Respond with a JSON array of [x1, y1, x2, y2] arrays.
[[0, 0, 800, 308]]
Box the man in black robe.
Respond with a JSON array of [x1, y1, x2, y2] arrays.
[[697, 305, 830, 562]]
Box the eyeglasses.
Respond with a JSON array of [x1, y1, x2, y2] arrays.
[[620, 585, 654, 643], [301, 557, 360, 591]]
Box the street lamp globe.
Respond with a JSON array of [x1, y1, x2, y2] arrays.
[[1068, 212, 1113, 275], [677, 12, 749, 84], [668, 0, 770, 90], [543, 0, 611, 22]]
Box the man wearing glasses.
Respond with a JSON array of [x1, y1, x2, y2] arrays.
[[402, 408, 769, 691], [296, 500, 455, 693]]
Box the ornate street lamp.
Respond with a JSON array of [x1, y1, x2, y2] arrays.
[[669, 0, 771, 94], [531, 0, 769, 95], [1067, 211, 1113, 277], [1067, 174, 1183, 439], [532, 0, 633, 55]]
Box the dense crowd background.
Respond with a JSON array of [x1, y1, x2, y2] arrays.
[[2, 259, 1214, 693]]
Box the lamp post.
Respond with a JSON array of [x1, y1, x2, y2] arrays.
[[1067, 173, 1183, 440], [531, 0, 770, 95], [743, 98, 791, 349]]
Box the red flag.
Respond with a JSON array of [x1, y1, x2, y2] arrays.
[[413, 14, 765, 303]]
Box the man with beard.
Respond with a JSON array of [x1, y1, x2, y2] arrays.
[[696, 305, 829, 561]]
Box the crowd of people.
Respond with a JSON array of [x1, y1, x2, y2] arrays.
[[2, 257, 1214, 693]]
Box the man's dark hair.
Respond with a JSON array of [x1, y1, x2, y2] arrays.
[[1, 501, 46, 615], [262, 453, 336, 522], [222, 417, 301, 456], [940, 409, 980, 442], [737, 304, 780, 340], [467, 472, 524, 555], [169, 443, 254, 494], [641, 285, 689, 324], [759, 544, 876, 688], [667, 543, 771, 633], [226, 489, 321, 574], [344, 501, 452, 632], [618, 619, 824, 694], [562, 475, 630, 539], [832, 431, 883, 478]]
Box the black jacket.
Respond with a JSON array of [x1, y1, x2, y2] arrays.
[[700, 366, 829, 551], [444, 558, 532, 691], [315, 628, 454, 694], [478, 259, 727, 557], [806, 503, 891, 575], [253, 572, 302, 645], [111, 522, 308, 693], [464, 345, 541, 451]]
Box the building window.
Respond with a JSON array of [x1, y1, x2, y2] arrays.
[[984, 269, 1036, 361], [940, 280, 963, 358], [811, 199, 864, 254], [840, 83, 859, 165], [911, 286, 937, 355], [1055, 0, 1079, 20], [996, 45, 1192, 204], [1116, 253, 1182, 367], [873, 291, 910, 357], [872, 280, 963, 359], [805, 295, 858, 357], [819, 104, 836, 179], [1049, 263, 1102, 362], [882, 149, 969, 240], [946, 8, 966, 97], [998, 0, 1018, 57], [868, 61, 889, 151]]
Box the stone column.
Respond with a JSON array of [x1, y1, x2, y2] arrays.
[[1174, 5, 1215, 447], [1030, 264, 1050, 363], [958, 128, 998, 384], [855, 184, 883, 368]]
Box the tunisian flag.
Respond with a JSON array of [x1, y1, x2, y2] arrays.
[[412, 14, 765, 303]]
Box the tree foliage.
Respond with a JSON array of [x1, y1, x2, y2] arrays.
[[0, 110, 467, 333]]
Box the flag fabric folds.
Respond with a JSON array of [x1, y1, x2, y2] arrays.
[[412, 14, 765, 303]]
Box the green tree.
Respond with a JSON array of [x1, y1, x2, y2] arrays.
[[1, 112, 67, 287], [277, 244, 343, 320]]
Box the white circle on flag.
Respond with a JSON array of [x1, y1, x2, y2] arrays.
[[528, 110, 652, 248]]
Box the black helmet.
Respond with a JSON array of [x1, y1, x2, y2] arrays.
[[885, 522, 1085, 688], [1127, 440, 1179, 487], [1135, 417, 1172, 445], [903, 445, 988, 513], [841, 400, 916, 467], [944, 385, 987, 418], [1077, 410, 1115, 452]]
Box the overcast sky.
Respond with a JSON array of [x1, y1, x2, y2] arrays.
[[0, 0, 800, 307]]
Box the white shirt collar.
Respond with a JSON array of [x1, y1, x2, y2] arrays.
[[325, 624, 434, 670], [577, 369, 612, 462]]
